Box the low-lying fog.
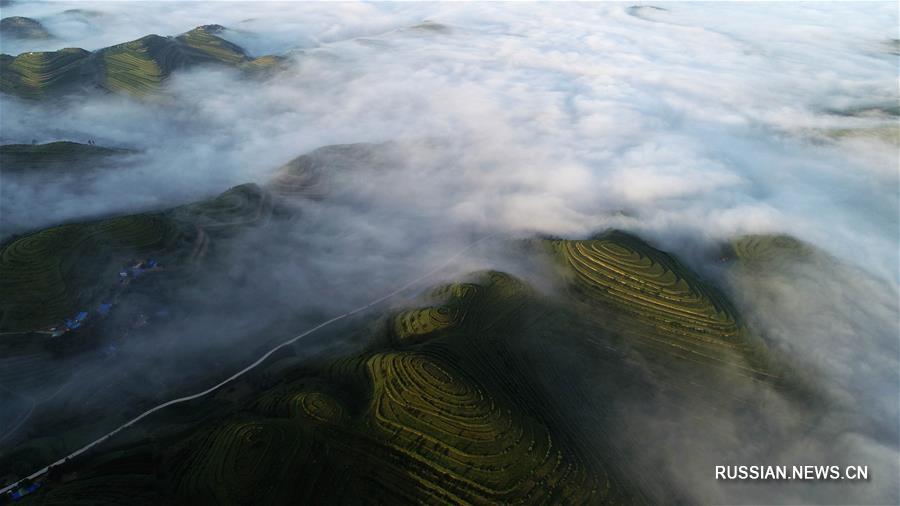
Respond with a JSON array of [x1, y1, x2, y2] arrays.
[[1, 2, 897, 504]]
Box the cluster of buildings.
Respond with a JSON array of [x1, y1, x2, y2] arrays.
[[40, 258, 163, 338]]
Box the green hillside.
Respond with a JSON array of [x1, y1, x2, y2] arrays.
[[175, 25, 249, 66], [0, 48, 90, 99], [548, 231, 783, 384], [0, 16, 51, 39], [0, 214, 180, 332], [0, 144, 821, 503], [0, 142, 135, 173], [0, 25, 281, 99], [0, 183, 274, 334], [1, 228, 819, 503], [17, 272, 640, 505], [727, 234, 816, 268]]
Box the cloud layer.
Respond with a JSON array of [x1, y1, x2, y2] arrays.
[[1, 2, 897, 504]]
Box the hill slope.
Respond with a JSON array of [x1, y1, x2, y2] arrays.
[[0, 25, 280, 99]]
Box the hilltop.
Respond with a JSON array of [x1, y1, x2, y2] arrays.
[[0, 25, 282, 99], [0, 144, 828, 504], [0, 17, 51, 40]]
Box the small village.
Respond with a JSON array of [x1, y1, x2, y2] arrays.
[[36, 258, 167, 347]]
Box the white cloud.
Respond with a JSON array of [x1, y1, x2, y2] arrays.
[[1, 3, 897, 502]]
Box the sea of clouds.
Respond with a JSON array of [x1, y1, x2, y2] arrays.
[[1, 2, 897, 280], [0, 2, 897, 504]]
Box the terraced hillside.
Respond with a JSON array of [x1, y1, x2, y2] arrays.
[[391, 283, 480, 341], [0, 133, 813, 503], [0, 16, 51, 39], [0, 183, 276, 334], [96, 35, 173, 96], [18, 272, 640, 505], [266, 153, 331, 199], [3, 223, 823, 504], [265, 142, 402, 199], [0, 214, 180, 332], [0, 25, 281, 99], [170, 183, 274, 232], [186, 272, 619, 505], [0, 48, 90, 99], [175, 25, 249, 66], [727, 234, 816, 268], [0, 142, 134, 173], [549, 231, 781, 383]]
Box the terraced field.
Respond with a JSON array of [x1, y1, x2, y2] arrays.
[[4, 224, 822, 504], [391, 283, 479, 340], [98, 36, 172, 96], [0, 17, 52, 39], [0, 214, 179, 332], [23, 445, 163, 505], [266, 155, 331, 199], [0, 352, 67, 393], [20, 271, 637, 504], [253, 386, 346, 423], [167, 272, 629, 504], [361, 350, 601, 504], [175, 25, 248, 66], [0, 142, 134, 173], [728, 234, 815, 268], [550, 231, 780, 382], [266, 142, 406, 200], [0, 183, 276, 334], [1, 25, 279, 99], [171, 183, 273, 232], [0, 152, 814, 505], [0, 48, 90, 98]]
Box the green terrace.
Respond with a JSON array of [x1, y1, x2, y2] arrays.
[[0, 142, 135, 173], [0, 25, 281, 99], [549, 231, 784, 384], [0, 183, 275, 334]]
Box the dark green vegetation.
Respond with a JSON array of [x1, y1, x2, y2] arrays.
[[0, 25, 281, 99], [727, 234, 816, 268], [0, 183, 273, 334], [167, 272, 625, 504], [0, 181, 284, 495], [1, 146, 822, 503], [2, 226, 819, 504], [0, 144, 379, 336], [549, 231, 784, 384], [0, 213, 177, 332], [0, 48, 90, 99], [12, 272, 640, 504], [266, 153, 330, 198], [0, 17, 50, 39], [0, 142, 134, 174]]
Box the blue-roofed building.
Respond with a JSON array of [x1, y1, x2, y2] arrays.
[[9, 482, 40, 500]]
